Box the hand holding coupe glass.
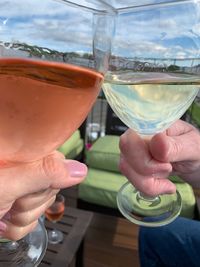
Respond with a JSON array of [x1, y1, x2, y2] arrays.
[[0, 157, 86, 240], [0, 0, 114, 266], [0, 156, 87, 266], [102, 0, 200, 226], [119, 119, 200, 195]]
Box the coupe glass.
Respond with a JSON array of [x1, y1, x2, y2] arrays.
[[102, 0, 200, 226], [0, 0, 114, 265]]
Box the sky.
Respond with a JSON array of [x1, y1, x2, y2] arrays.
[[113, 2, 200, 61], [0, 0, 200, 65], [0, 0, 94, 52]]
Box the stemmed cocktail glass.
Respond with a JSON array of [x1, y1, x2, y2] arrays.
[[45, 194, 65, 244], [102, 0, 200, 227], [0, 0, 115, 265]]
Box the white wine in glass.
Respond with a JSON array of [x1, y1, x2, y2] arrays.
[[103, 72, 199, 136]]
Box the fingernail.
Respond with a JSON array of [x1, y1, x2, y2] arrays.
[[0, 221, 7, 232], [66, 161, 87, 178]]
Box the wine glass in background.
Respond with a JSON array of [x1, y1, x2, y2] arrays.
[[102, 0, 200, 227], [0, 0, 115, 265], [45, 194, 65, 244]]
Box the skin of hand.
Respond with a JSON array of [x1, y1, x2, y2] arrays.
[[0, 151, 87, 240], [119, 120, 200, 197]]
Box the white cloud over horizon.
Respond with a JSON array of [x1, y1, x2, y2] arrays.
[[0, 0, 200, 63], [112, 2, 200, 61], [0, 0, 94, 52]]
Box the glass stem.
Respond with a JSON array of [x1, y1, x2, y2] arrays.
[[137, 191, 159, 202], [140, 134, 154, 141]]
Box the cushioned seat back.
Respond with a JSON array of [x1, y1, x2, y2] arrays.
[[86, 135, 120, 173], [58, 130, 84, 159]]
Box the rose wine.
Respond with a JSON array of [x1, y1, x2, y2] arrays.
[[45, 203, 65, 222], [103, 71, 199, 135], [0, 58, 103, 162]]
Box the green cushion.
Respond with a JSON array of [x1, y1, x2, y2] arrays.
[[176, 182, 196, 218], [58, 130, 84, 159], [79, 168, 196, 219], [79, 168, 127, 208], [189, 101, 200, 127], [65, 139, 84, 159], [169, 175, 184, 183], [86, 135, 120, 172]]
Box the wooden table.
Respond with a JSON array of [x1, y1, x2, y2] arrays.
[[40, 207, 93, 267]]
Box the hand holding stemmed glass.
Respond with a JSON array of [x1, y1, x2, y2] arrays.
[[0, 0, 115, 265], [102, 0, 200, 226], [45, 194, 65, 244]]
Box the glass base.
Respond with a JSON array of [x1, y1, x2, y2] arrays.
[[47, 229, 63, 244], [0, 219, 47, 267], [117, 181, 182, 227]]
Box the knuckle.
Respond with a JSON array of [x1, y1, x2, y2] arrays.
[[10, 210, 32, 227], [12, 199, 26, 212], [51, 150, 65, 160], [139, 179, 165, 197], [118, 156, 129, 176], [170, 141, 182, 162], [138, 179, 159, 197], [4, 226, 25, 241], [139, 180, 152, 195], [164, 138, 185, 163], [7, 221, 38, 241], [42, 156, 65, 180], [119, 134, 127, 153]]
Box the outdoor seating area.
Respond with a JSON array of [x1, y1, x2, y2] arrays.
[[53, 93, 200, 267], [2, 1, 200, 266]]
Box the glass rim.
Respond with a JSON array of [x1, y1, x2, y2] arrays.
[[35, 220, 48, 266], [55, 193, 65, 203], [58, 0, 200, 14], [117, 0, 199, 14], [57, 0, 117, 14]]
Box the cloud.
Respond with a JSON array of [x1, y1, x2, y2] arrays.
[[0, 0, 94, 52], [112, 4, 200, 59], [0, 0, 200, 61], [0, 0, 65, 16]]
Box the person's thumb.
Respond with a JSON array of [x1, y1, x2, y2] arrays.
[[44, 158, 88, 189], [0, 154, 87, 201], [150, 129, 200, 163]]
